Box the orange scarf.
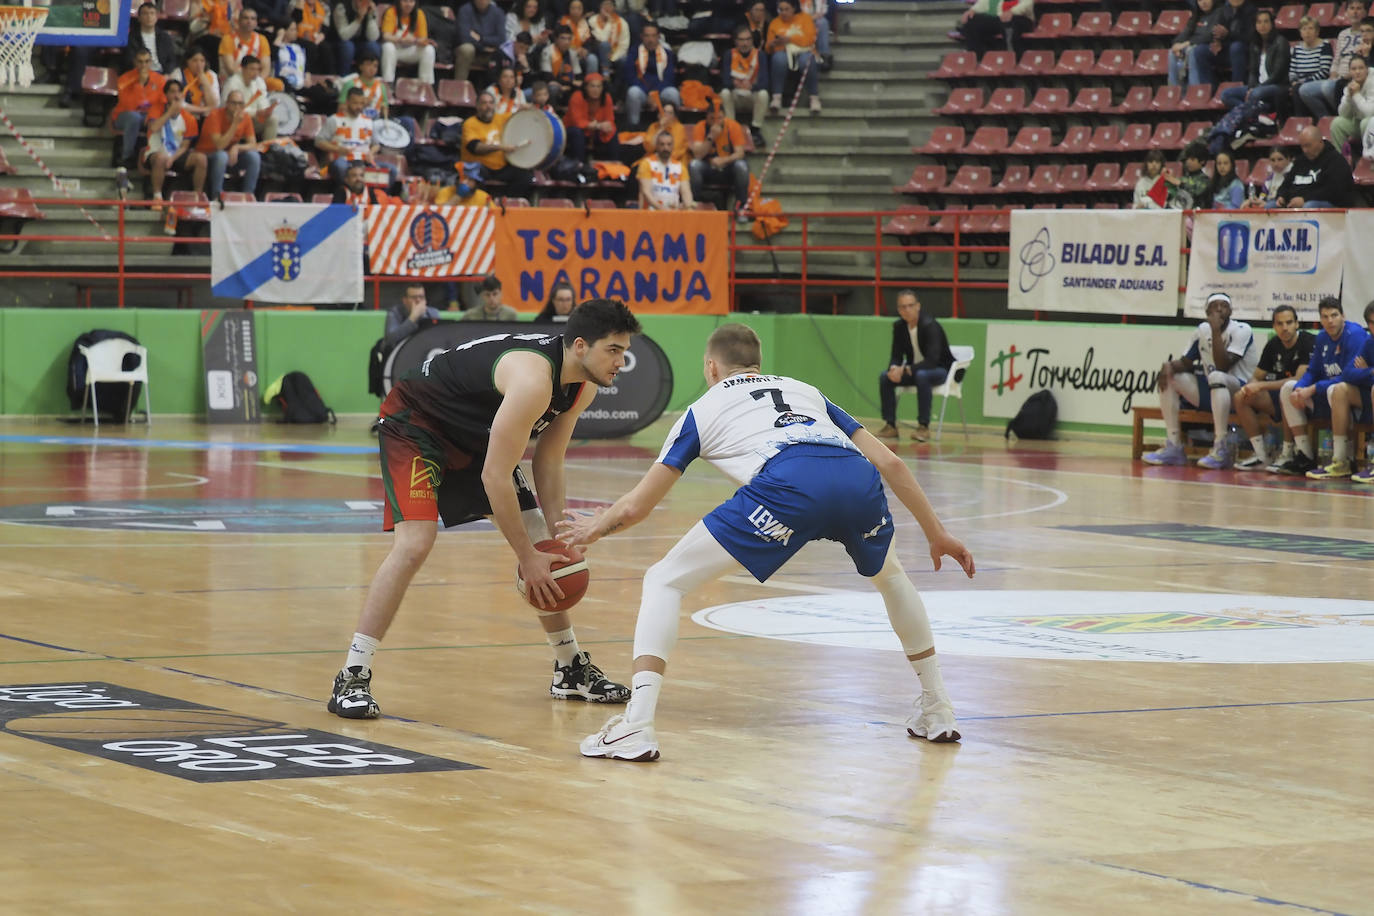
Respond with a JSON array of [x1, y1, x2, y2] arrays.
[[730, 48, 759, 83], [300, 0, 327, 39], [636, 43, 667, 79], [592, 13, 624, 50], [559, 14, 589, 48]]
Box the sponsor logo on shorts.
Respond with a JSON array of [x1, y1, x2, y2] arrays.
[[410, 456, 440, 498], [747, 505, 793, 546], [862, 516, 888, 540]]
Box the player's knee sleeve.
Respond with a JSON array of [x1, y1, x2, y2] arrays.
[[869, 548, 935, 656], [521, 507, 548, 545], [632, 522, 741, 660], [1205, 370, 1232, 389]]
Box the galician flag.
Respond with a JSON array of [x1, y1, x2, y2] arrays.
[[211, 203, 364, 304]]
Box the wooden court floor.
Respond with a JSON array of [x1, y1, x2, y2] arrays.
[[0, 416, 1370, 915]]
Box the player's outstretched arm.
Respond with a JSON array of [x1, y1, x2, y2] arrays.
[[558, 463, 682, 547], [850, 428, 975, 578]]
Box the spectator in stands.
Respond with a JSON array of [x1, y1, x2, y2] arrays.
[[340, 51, 389, 118], [643, 101, 689, 163], [1298, 0, 1367, 117], [539, 24, 585, 104], [221, 8, 272, 80], [689, 107, 751, 220], [492, 65, 527, 114], [590, 0, 631, 76], [956, 0, 1033, 60], [744, 0, 769, 51], [560, 0, 599, 77], [1206, 150, 1245, 208], [379, 0, 437, 84], [565, 73, 620, 162], [638, 130, 694, 210], [1214, 0, 1256, 89], [1133, 149, 1176, 209], [334, 160, 390, 204], [1219, 7, 1289, 111], [190, 0, 235, 67], [530, 80, 554, 113], [873, 289, 954, 443], [1276, 297, 1371, 476], [535, 281, 577, 321], [222, 56, 278, 141], [143, 80, 206, 206], [275, 19, 309, 92], [319, 86, 387, 182], [247, 0, 293, 29], [293, 0, 338, 75], [174, 48, 221, 118], [457, 0, 507, 85], [434, 162, 494, 206], [1168, 0, 1225, 87], [1330, 55, 1374, 155], [1143, 291, 1258, 469], [1289, 15, 1335, 116], [199, 90, 262, 200], [385, 283, 443, 348], [126, 2, 178, 74], [1174, 142, 1211, 207], [493, 30, 536, 87], [460, 275, 519, 321], [111, 49, 166, 172], [623, 23, 682, 126], [799, 0, 833, 70], [1277, 125, 1355, 206], [334, 0, 382, 78], [721, 25, 768, 149], [1232, 305, 1315, 469], [766, 0, 822, 114], [1345, 303, 1374, 484], [462, 90, 534, 198], [1243, 145, 1294, 208], [507, 0, 549, 45]]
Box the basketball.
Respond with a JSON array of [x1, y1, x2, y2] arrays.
[[515, 539, 589, 612]]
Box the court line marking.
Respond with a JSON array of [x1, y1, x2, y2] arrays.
[[0, 433, 376, 454], [963, 696, 1374, 721], [0, 471, 210, 493], [1087, 861, 1355, 916]]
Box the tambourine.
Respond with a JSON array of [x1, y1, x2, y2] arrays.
[[267, 91, 302, 136], [373, 118, 412, 150]]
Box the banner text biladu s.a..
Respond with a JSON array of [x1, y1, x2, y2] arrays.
[[494, 209, 730, 315]]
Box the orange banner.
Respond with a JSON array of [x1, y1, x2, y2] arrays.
[[493, 209, 730, 315]]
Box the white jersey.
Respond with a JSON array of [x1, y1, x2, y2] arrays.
[[656, 372, 861, 486], [1187, 319, 1258, 383]]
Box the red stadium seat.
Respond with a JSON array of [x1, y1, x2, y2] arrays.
[[395, 78, 442, 108], [974, 51, 1016, 78], [981, 87, 1026, 116], [1084, 162, 1122, 192], [1233, 158, 1251, 183], [82, 66, 118, 97], [1151, 121, 1184, 150], [0, 187, 45, 221], [1069, 86, 1114, 114], [540, 198, 576, 208], [1023, 12, 1071, 40], [584, 198, 617, 208], [1119, 122, 1154, 151], [962, 126, 1009, 155], [1354, 158, 1374, 185], [265, 192, 304, 202], [311, 193, 335, 203], [881, 207, 931, 238], [1116, 163, 1145, 193], [169, 190, 210, 222], [1153, 9, 1189, 35], [502, 197, 533, 207], [1026, 164, 1061, 196], [1008, 126, 1054, 155], [935, 87, 983, 117], [1180, 83, 1221, 111], [1264, 116, 1312, 148], [1015, 49, 1056, 76], [1133, 49, 1170, 77], [995, 164, 1031, 194], [1115, 84, 1154, 115], [0, 147, 15, 175], [1087, 124, 1123, 152], [1053, 49, 1096, 77], [1055, 125, 1092, 156], [1249, 158, 1273, 187], [1056, 164, 1089, 194], [1308, 3, 1335, 28], [1071, 11, 1113, 38], [1090, 49, 1134, 76], [219, 191, 254, 203], [1149, 85, 1184, 113], [929, 51, 977, 80], [1028, 86, 1070, 115], [1180, 120, 1210, 148], [959, 206, 1001, 235], [945, 165, 994, 194], [160, 0, 191, 21], [1110, 10, 1152, 37], [1274, 2, 1305, 30], [438, 79, 478, 110], [896, 164, 948, 195], [294, 113, 324, 142], [915, 126, 965, 156]]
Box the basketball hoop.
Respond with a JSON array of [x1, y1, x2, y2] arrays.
[[0, 3, 49, 88]]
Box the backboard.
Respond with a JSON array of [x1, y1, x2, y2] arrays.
[[32, 0, 131, 47]]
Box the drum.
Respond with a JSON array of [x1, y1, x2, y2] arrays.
[[267, 92, 301, 137], [503, 108, 565, 170], [373, 118, 412, 151]]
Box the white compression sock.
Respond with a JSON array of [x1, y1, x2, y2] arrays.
[[632, 521, 743, 661], [1294, 434, 1312, 457], [345, 632, 380, 671], [869, 548, 948, 697], [1249, 436, 1266, 459], [1334, 435, 1350, 462], [625, 670, 663, 725], [546, 627, 579, 665]]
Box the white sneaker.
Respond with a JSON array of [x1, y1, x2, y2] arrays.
[[906, 692, 961, 743], [580, 714, 660, 761]]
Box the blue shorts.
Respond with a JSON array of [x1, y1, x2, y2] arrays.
[[703, 444, 894, 582]]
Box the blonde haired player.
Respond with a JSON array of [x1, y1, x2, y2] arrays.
[[559, 323, 974, 761]]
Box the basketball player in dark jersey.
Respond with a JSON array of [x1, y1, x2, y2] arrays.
[[329, 298, 643, 719]]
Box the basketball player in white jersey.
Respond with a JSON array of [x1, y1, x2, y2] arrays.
[[559, 323, 975, 761]]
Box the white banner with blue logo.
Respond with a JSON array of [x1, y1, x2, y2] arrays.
[[1340, 210, 1374, 318], [211, 203, 364, 304], [1008, 209, 1183, 316], [1185, 211, 1344, 322]]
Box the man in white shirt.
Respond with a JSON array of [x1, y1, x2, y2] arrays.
[[636, 131, 693, 210], [221, 55, 279, 140], [144, 79, 208, 203], [318, 86, 398, 185]]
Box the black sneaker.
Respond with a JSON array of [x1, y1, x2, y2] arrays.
[[1274, 452, 1317, 476], [551, 651, 630, 703], [327, 665, 381, 719]]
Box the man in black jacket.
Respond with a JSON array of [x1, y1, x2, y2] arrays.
[[875, 290, 955, 443], [1277, 125, 1355, 207], [124, 2, 181, 73]]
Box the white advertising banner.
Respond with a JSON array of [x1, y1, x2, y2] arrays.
[[984, 322, 1198, 426], [1184, 210, 1344, 322], [1008, 209, 1183, 316], [1341, 210, 1374, 317]]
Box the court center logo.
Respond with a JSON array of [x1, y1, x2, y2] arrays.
[[692, 591, 1374, 663], [1017, 226, 1055, 293]]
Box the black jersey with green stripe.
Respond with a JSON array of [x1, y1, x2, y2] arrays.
[[387, 332, 585, 455]]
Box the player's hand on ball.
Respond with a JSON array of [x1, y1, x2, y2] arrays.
[[518, 549, 566, 609], [930, 532, 975, 578], [557, 508, 606, 546]]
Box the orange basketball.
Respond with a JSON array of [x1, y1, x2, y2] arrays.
[[516, 539, 589, 612]]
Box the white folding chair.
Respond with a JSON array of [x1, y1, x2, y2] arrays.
[[896, 345, 975, 441], [78, 338, 151, 427]]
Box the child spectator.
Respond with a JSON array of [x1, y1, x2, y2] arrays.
[[1207, 150, 1245, 208]]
